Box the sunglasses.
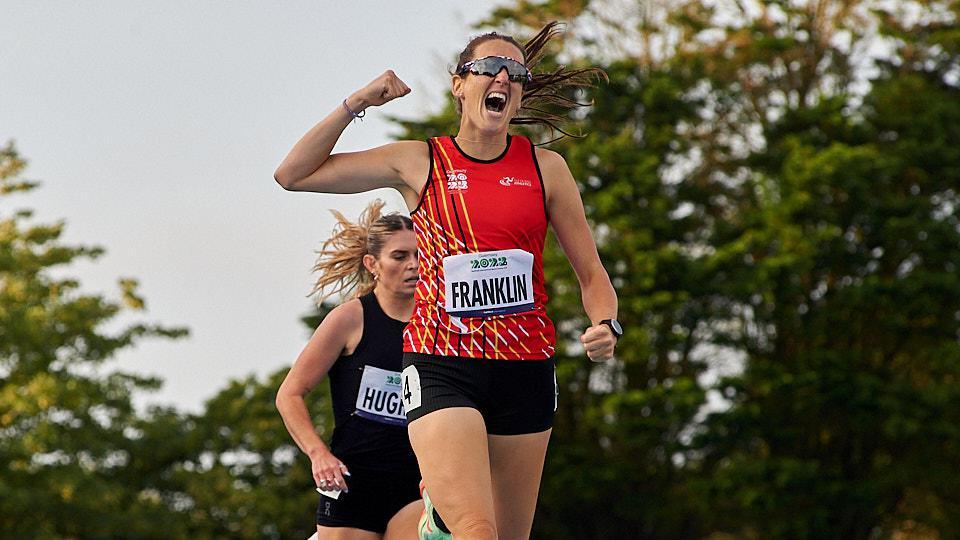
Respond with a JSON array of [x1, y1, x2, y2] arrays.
[[456, 55, 532, 85]]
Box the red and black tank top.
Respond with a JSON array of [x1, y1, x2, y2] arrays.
[[403, 135, 556, 360]]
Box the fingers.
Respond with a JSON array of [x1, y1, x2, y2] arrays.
[[580, 324, 616, 362], [380, 70, 411, 102], [360, 70, 411, 107], [314, 461, 351, 492]]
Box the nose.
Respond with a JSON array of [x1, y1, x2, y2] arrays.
[[493, 67, 511, 84]]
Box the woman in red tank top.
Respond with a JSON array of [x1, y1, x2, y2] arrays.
[[275, 23, 620, 540]]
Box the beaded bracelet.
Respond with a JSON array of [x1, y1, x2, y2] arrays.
[[342, 99, 366, 120]]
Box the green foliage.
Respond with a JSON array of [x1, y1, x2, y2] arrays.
[[697, 68, 960, 539], [157, 368, 333, 540], [6, 0, 960, 537], [0, 142, 189, 538], [154, 303, 335, 539], [0, 144, 333, 539]]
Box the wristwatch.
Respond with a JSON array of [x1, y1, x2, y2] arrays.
[[599, 319, 623, 340]]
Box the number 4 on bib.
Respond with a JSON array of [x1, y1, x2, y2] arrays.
[[401, 365, 422, 411]]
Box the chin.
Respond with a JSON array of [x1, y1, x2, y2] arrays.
[[476, 108, 513, 131], [478, 117, 510, 134]]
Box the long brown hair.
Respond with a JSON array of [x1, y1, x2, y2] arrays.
[[454, 21, 606, 139], [310, 200, 414, 303]]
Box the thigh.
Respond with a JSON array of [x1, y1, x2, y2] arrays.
[[383, 500, 423, 540], [488, 429, 552, 540], [407, 407, 496, 536]]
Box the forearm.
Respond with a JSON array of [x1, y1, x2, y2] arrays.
[[580, 267, 618, 324], [276, 392, 331, 459], [273, 94, 366, 190]]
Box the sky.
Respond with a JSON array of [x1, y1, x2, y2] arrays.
[[1, 1, 505, 412]]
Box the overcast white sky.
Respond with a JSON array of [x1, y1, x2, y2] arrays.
[[1, 1, 505, 412]]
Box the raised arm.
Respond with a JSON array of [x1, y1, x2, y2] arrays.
[[538, 147, 619, 362], [276, 300, 362, 491], [274, 70, 427, 205]]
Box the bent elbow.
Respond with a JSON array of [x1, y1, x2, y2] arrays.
[[275, 386, 294, 412], [274, 168, 299, 191]]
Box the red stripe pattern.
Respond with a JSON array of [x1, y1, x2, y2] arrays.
[[403, 136, 556, 360]]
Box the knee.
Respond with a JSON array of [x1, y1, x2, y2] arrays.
[[452, 516, 498, 540]]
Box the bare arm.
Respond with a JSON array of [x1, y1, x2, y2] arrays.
[[276, 300, 362, 490], [538, 148, 619, 362], [274, 70, 426, 204]]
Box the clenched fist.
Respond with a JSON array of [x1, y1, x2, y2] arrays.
[[580, 323, 617, 362], [348, 70, 412, 111]]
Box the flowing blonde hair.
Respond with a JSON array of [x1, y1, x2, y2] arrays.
[[310, 200, 414, 303]]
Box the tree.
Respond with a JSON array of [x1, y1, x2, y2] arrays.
[[696, 71, 960, 539], [0, 142, 189, 538], [618, 1, 960, 537], [152, 368, 329, 540], [149, 301, 337, 539]]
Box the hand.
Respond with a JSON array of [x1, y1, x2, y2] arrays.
[[350, 70, 411, 109], [310, 449, 350, 492], [580, 324, 616, 362]]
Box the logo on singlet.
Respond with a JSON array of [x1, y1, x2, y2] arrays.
[[499, 176, 532, 187], [446, 169, 469, 191]]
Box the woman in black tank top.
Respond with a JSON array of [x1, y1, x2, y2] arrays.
[[276, 201, 423, 539]]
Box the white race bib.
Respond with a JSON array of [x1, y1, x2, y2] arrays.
[[354, 365, 406, 426], [442, 249, 535, 318]]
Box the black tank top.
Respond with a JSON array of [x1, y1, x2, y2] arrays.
[[327, 292, 418, 472]]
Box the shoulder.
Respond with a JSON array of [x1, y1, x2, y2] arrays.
[[385, 140, 430, 159], [533, 147, 573, 196], [323, 298, 364, 330], [370, 140, 430, 174], [319, 298, 365, 354], [533, 147, 568, 173], [373, 141, 431, 207], [389, 139, 430, 151]]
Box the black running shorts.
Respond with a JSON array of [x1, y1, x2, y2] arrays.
[[401, 353, 557, 435], [315, 465, 421, 533]]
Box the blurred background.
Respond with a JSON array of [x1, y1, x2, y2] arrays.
[[2, 0, 958, 538]]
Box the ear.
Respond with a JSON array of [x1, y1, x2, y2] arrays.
[[362, 253, 378, 276], [451, 75, 464, 99]]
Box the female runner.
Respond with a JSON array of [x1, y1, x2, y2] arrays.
[[276, 201, 422, 539], [275, 23, 621, 540]]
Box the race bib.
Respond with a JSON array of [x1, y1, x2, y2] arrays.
[[354, 365, 406, 426], [443, 249, 534, 318], [400, 365, 422, 412]]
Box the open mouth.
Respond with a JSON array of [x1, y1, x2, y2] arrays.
[[484, 92, 507, 113], [404, 277, 419, 285]]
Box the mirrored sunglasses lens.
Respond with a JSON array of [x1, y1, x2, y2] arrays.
[[474, 57, 529, 82]]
